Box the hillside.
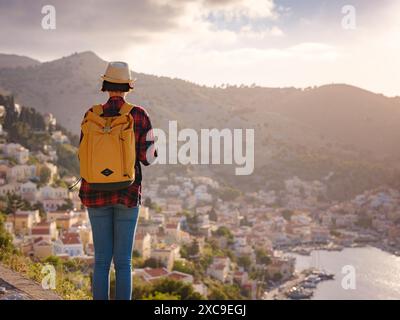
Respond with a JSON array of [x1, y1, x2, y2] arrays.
[[0, 94, 80, 178], [0, 54, 40, 69], [0, 51, 399, 159], [0, 51, 399, 199]]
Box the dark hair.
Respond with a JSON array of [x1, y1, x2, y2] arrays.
[[101, 80, 133, 92]]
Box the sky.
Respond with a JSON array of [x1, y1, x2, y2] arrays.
[[0, 0, 399, 96]]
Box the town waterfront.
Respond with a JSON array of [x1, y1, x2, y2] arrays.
[[290, 246, 400, 300]]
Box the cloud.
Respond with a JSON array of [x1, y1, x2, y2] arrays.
[[203, 0, 278, 20], [0, 0, 186, 58], [239, 25, 285, 39], [0, 0, 282, 60], [0, 0, 398, 96]]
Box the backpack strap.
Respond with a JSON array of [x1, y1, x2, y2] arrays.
[[92, 104, 104, 116], [82, 105, 106, 128], [119, 102, 134, 115]]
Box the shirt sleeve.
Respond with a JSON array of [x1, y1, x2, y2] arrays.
[[138, 109, 157, 166]]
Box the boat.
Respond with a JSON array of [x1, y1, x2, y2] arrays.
[[289, 247, 312, 256], [295, 248, 312, 255], [287, 286, 313, 300], [301, 281, 317, 289], [305, 274, 322, 283], [316, 270, 335, 280]]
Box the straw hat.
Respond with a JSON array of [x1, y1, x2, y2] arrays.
[[101, 61, 136, 86]]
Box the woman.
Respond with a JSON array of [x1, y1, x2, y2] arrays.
[[78, 61, 157, 300]]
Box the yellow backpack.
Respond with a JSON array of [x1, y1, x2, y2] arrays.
[[78, 102, 136, 191]]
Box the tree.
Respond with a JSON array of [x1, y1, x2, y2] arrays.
[[143, 257, 164, 268], [214, 226, 233, 239], [255, 248, 271, 265], [188, 239, 200, 257], [32, 201, 45, 218], [56, 143, 79, 177], [218, 187, 241, 201], [5, 193, 27, 214], [52, 178, 68, 189], [43, 255, 62, 268], [173, 260, 195, 275], [237, 255, 252, 271], [272, 272, 283, 282], [186, 213, 199, 232], [143, 292, 180, 300], [39, 166, 52, 185], [281, 209, 294, 221], [208, 288, 228, 300], [151, 278, 203, 300], [240, 216, 252, 227], [180, 244, 189, 259], [208, 207, 218, 222], [132, 256, 144, 268], [0, 214, 14, 253], [57, 198, 73, 211], [144, 197, 152, 208], [132, 250, 141, 258], [206, 280, 244, 300]]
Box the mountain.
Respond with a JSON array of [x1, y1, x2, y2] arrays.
[[0, 51, 399, 158], [0, 51, 399, 199], [0, 54, 40, 69]]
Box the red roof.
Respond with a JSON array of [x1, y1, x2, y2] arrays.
[[167, 272, 190, 281], [135, 233, 146, 240], [243, 283, 252, 289], [71, 222, 83, 227], [31, 228, 51, 235], [144, 268, 169, 278], [49, 210, 69, 214], [34, 238, 52, 246], [34, 222, 51, 227], [213, 263, 226, 270], [14, 213, 30, 217], [15, 210, 36, 215], [33, 237, 44, 244], [61, 232, 81, 245]]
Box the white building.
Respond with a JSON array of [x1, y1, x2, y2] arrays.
[[51, 130, 70, 144], [20, 181, 38, 202], [38, 185, 69, 209], [30, 221, 58, 242], [8, 164, 37, 182], [206, 257, 231, 283], [0, 182, 21, 196], [134, 233, 152, 259], [41, 199, 68, 212], [54, 232, 84, 257], [150, 244, 181, 271], [2, 143, 29, 164]]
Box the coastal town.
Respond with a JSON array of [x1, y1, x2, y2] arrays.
[[1, 102, 400, 300]]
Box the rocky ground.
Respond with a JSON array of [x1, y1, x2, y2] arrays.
[[0, 264, 61, 300], [0, 278, 33, 300]]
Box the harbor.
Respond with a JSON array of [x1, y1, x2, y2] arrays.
[[263, 268, 335, 300], [291, 246, 400, 300]]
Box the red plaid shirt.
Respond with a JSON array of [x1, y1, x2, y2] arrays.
[[78, 96, 156, 208]]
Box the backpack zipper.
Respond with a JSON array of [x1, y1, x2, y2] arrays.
[[120, 127, 128, 178]]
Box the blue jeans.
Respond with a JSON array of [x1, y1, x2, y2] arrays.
[[88, 203, 139, 300]]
